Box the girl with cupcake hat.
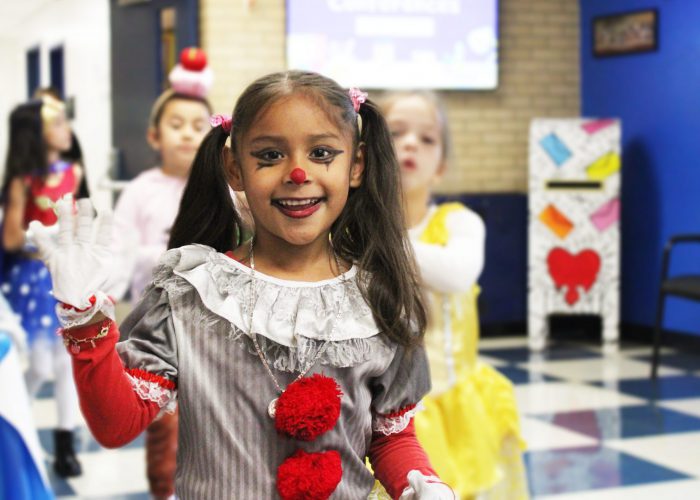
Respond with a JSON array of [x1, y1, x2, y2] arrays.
[[111, 47, 213, 499]]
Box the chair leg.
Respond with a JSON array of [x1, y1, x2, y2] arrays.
[[651, 293, 666, 379]]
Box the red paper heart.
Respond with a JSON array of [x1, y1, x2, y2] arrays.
[[547, 248, 601, 305]]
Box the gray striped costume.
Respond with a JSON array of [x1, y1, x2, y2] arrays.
[[116, 245, 430, 499]]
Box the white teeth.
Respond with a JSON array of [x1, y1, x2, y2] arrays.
[[277, 198, 318, 207]]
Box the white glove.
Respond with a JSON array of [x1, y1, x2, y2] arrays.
[[29, 195, 115, 324], [400, 470, 456, 500], [24, 222, 59, 253]]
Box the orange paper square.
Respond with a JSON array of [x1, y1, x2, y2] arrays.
[[539, 204, 574, 239]]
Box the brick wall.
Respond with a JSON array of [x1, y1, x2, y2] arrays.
[[201, 0, 580, 193]]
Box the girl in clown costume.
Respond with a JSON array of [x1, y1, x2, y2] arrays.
[[31, 71, 456, 499], [382, 90, 530, 500]]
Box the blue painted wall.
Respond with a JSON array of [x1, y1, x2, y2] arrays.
[[437, 194, 527, 328], [581, 1, 700, 334]]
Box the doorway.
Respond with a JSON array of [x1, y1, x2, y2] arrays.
[[110, 0, 199, 180]]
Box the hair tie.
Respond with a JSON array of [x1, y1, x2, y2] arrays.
[[210, 114, 232, 133], [348, 88, 367, 136], [348, 88, 368, 112]]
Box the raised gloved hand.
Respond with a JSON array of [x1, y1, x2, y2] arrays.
[[24, 221, 59, 253], [29, 195, 115, 326], [400, 470, 456, 499]]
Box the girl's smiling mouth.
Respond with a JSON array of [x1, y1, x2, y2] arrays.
[[272, 197, 325, 218]]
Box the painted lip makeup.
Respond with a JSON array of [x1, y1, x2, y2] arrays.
[[401, 158, 417, 170], [272, 197, 324, 219]]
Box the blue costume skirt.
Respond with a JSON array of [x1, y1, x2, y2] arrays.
[[0, 334, 54, 499], [1, 258, 59, 345]]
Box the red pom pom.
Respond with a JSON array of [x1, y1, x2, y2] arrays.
[[277, 449, 342, 500], [275, 374, 342, 441], [179, 47, 207, 71]]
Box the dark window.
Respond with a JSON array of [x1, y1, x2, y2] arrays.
[[50, 45, 65, 99], [26, 47, 40, 99]]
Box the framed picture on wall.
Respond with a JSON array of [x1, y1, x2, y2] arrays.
[[593, 9, 658, 57]]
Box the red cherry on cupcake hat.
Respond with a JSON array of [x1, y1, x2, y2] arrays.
[[180, 47, 207, 71]]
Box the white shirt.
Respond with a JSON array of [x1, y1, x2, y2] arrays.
[[407, 205, 486, 293], [113, 168, 187, 303]]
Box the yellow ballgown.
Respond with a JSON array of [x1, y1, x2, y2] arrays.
[[414, 203, 529, 500], [369, 203, 529, 500]]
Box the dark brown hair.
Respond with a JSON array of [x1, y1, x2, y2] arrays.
[[169, 71, 426, 346], [2, 101, 47, 199]]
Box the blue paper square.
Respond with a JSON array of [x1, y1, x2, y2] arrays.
[[540, 133, 572, 166]]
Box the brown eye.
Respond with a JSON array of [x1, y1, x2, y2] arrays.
[[251, 149, 285, 166], [309, 147, 342, 163], [261, 151, 283, 161], [310, 148, 331, 159]]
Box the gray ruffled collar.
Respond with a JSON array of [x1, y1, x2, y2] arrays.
[[158, 244, 381, 348]]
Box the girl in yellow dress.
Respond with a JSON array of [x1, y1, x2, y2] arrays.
[[381, 91, 530, 499]]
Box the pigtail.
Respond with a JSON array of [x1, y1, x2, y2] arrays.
[[168, 126, 240, 251], [332, 98, 427, 347]]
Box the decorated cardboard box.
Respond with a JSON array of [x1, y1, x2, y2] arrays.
[[528, 118, 621, 353]]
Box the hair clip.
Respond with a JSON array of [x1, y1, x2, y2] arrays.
[[210, 114, 232, 133], [348, 88, 368, 112]]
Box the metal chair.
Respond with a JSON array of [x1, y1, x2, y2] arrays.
[[651, 234, 700, 378]]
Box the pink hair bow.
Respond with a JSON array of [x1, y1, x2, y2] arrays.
[[348, 88, 368, 112], [209, 114, 232, 133]]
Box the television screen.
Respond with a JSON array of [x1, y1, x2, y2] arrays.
[[286, 0, 499, 90]]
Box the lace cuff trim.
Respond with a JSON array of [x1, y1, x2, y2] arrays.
[[55, 291, 116, 329], [125, 369, 177, 415], [372, 403, 421, 436]]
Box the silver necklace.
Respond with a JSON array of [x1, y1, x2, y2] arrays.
[[246, 240, 348, 418]]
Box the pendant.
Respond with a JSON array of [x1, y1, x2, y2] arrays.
[[70, 343, 80, 355], [268, 397, 278, 418]]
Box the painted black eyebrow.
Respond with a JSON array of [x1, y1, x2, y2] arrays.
[[249, 133, 342, 145], [249, 135, 287, 146], [307, 133, 342, 142]]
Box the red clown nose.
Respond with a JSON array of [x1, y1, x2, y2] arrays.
[[290, 168, 307, 185]]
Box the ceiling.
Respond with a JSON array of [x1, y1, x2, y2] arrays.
[[0, 0, 54, 35]]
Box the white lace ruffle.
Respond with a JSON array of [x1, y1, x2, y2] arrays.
[[125, 372, 177, 416], [55, 291, 116, 329], [154, 244, 381, 347], [372, 403, 422, 436]]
